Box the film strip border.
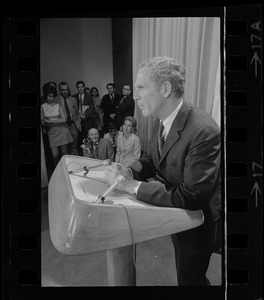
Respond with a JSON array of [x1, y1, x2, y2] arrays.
[[1, 6, 262, 299], [2, 17, 41, 298], [225, 5, 262, 300]]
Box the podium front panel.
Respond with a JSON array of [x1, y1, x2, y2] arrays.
[[48, 155, 204, 255]]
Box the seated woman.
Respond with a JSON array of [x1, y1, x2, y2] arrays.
[[115, 116, 141, 167], [41, 85, 73, 167], [103, 121, 119, 157], [81, 128, 115, 161]]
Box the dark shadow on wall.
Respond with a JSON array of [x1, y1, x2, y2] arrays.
[[112, 18, 132, 95]]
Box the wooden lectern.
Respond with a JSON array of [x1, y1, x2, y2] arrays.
[[48, 155, 204, 286]]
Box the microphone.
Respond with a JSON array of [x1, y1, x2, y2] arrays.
[[68, 160, 111, 174], [88, 159, 112, 170], [68, 165, 88, 174], [95, 175, 125, 203]]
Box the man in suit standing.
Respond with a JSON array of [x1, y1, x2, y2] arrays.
[[104, 56, 221, 286], [101, 83, 122, 131], [72, 80, 97, 155], [115, 84, 135, 129], [55, 82, 81, 155]]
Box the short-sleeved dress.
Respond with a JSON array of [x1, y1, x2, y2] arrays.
[[41, 103, 73, 148]]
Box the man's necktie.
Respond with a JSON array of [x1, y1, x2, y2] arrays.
[[158, 120, 165, 155], [92, 142, 99, 159], [79, 94, 82, 114], [110, 94, 113, 105], [63, 97, 72, 126]]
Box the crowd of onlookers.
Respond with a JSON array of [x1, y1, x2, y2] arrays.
[[41, 80, 141, 175]]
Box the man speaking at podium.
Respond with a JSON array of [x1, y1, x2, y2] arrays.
[[104, 56, 221, 286]]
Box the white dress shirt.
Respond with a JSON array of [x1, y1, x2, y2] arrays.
[[133, 99, 183, 194], [161, 99, 183, 140]]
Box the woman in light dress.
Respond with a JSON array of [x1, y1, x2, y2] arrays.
[[115, 116, 141, 167], [41, 85, 73, 166]]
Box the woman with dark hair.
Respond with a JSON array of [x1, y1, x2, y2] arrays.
[[41, 85, 73, 166], [84, 87, 90, 95], [40, 81, 58, 105], [115, 116, 141, 166], [90, 86, 104, 136]]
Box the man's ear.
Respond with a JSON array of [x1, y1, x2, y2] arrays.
[[162, 81, 172, 98]]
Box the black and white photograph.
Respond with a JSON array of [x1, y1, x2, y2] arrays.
[[40, 16, 223, 287], [2, 5, 263, 300]]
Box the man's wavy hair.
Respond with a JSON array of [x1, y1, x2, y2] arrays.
[[138, 56, 185, 99]]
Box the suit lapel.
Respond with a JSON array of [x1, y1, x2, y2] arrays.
[[119, 96, 126, 106], [58, 96, 66, 115], [159, 101, 191, 164], [67, 97, 72, 112], [83, 94, 90, 106], [79, 94, 82, 108], [67, 97, 73, 119], [108, 94, 112, 107], [151, 118, 160, 166]]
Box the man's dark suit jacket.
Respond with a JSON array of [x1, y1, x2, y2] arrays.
[[72, 93, 97, 133], [101, 93, 122, 130], [129, 101, 221, 255], [115, 94, 135, 128]]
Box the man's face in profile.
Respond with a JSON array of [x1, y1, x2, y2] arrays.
[[134, 67, 163, 118]]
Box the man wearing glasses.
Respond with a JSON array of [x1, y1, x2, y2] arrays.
[[115, 84, 135, 129]]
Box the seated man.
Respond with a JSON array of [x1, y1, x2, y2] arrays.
[[103, 121, 119, 157], [81, 128, 115, 161]]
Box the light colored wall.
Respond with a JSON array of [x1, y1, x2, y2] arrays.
[[40, 18, 113, 97]]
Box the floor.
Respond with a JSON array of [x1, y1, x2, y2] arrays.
[[41, 187, 222, 286]]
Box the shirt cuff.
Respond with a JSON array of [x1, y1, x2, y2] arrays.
[[133, 181, 142, 195], [127, 167, 133, 178]]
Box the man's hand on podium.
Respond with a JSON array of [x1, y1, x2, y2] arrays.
[[104, 163, 139, 195]]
